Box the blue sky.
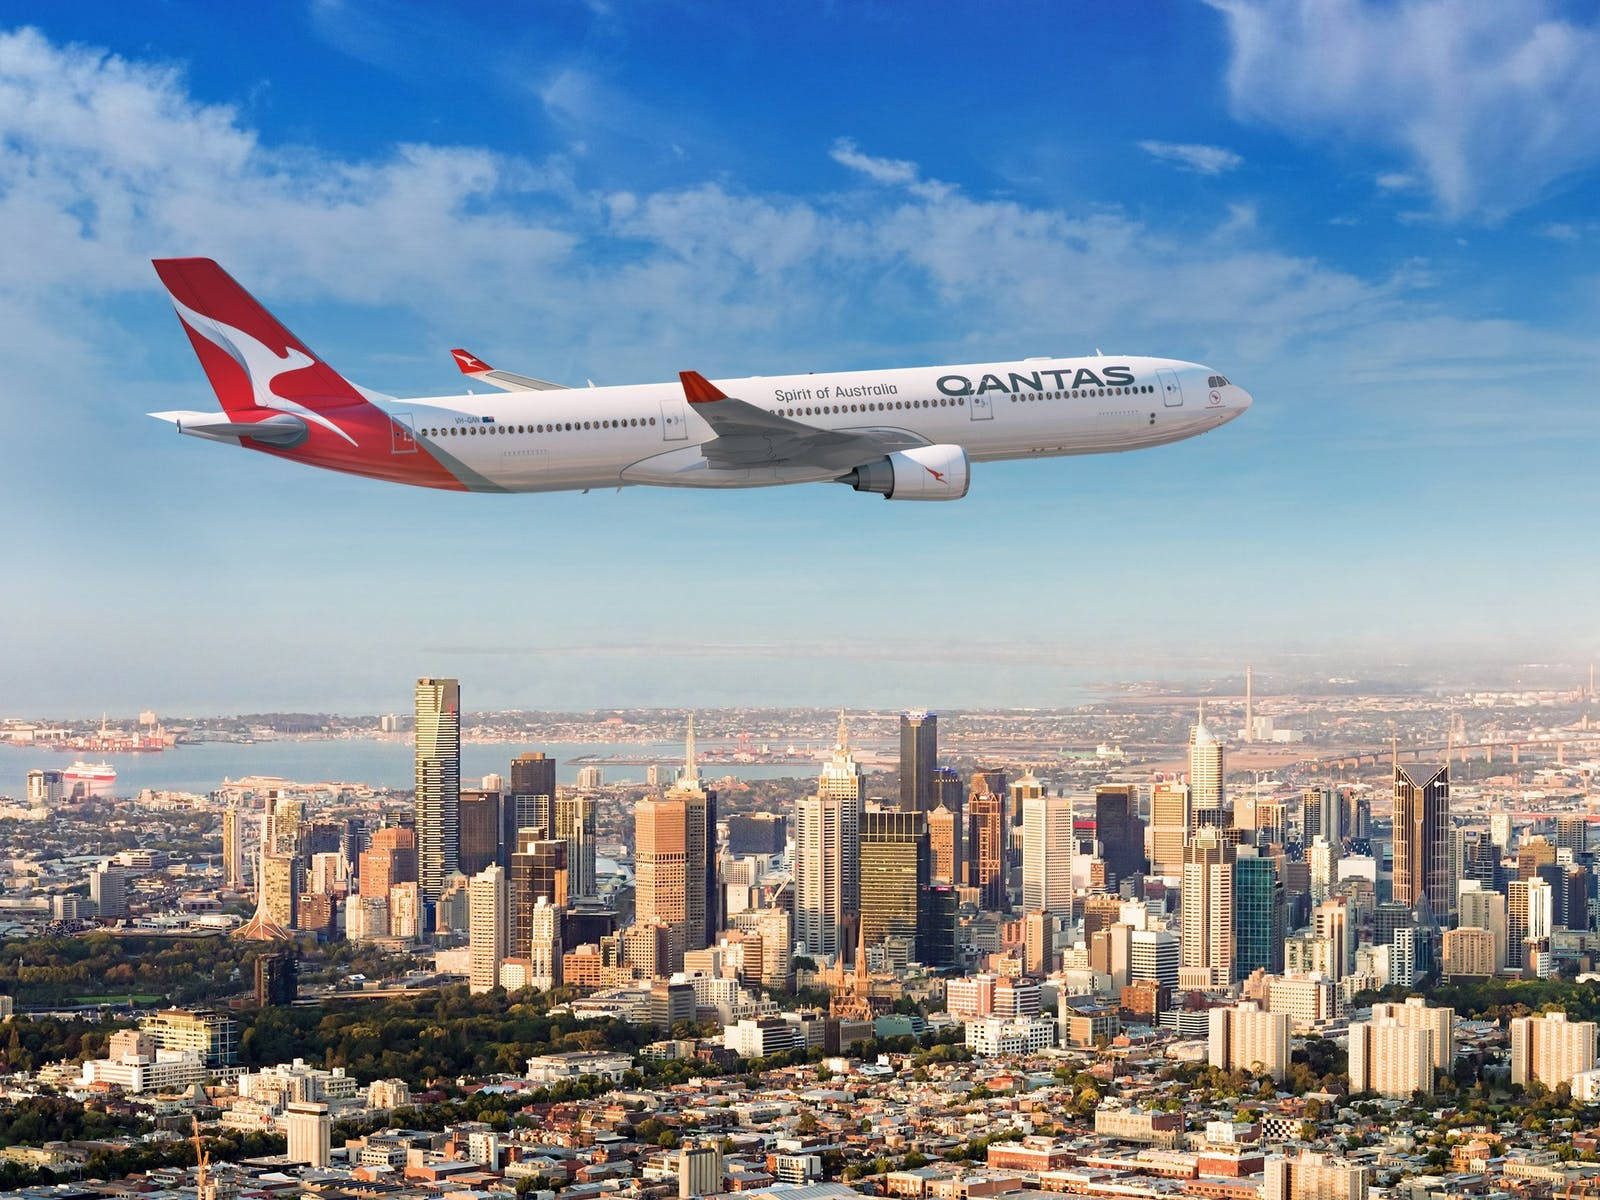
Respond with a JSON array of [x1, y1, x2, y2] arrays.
[[3, 0, 1599, 715]]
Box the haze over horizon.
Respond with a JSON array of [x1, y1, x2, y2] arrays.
[[5, 1, 1600, 713]]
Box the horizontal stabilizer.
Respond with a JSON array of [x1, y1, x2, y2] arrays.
[[149, 410, 307, 447]]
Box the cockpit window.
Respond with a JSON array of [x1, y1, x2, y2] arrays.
[[1207, 375, 1231, 388]]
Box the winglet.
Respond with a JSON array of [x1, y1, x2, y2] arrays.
[[679, 371, 727, 405], [451, 348, 492, 376]]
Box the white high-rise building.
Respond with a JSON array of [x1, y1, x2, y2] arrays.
[[530, 895, 561, 992], [1130, 929, 1180, 988], [1189, 706, 1225, 818], [1459, 883, 1507, 973], [1511, 1011, 1599, 1088], [1208, 1001, 1289, 1081], [285, 1101, 331, 1167], [468, 865, 507, 995], [1022, 792, 1074, 914], [1309, 837, 1340, 906], [1313, 898, 1353, 980], [795, 714, 861, 962]]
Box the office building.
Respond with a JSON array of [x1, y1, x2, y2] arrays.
[[967, 787, 1007, 910], [142, 1008, 238, 1066], [1302, 787, 1340, 848], [1150, 781, 1191, 878], [635, 797, 690, 970], [530, 895, 561, 991], [1314, 897, 1354, 980], [928, 802, 961, 885], [285, 1101, 331, 1168], [1182, 826, 1236, 986], [1130, 929, 1180, 989], [90, 864, 128, 920], [1208, 1002, 1289, 1081], [1262, 1152, 1367, 1200], [1309, 837, 1339, 906], [510, 752, 556, 823], [254, 953, 297, 1007], [260, 852, 298, 930], [1557, 815, 1588, 857], [222, 806, 246, 891], [1234, 849, 1284, 976], [1508, 878, 1554, 972], [1459, 884, 1507, 972], [458, 788, 502, 877], [899, 711, 938, 812], [1096, 784, 1145, 886], [415, 677, 462, 907], [918, 883, 959, 969], [555, 793, 598, 898], [664, 717, 718, 955], [1394, 763, 1453, 925], [797, 714, 863, 959], [510, 835, 568, 956], [468, 864, 507, 994], [728, 813, 786, 856], [1025, 910, 1055, 975], [1511, 1011, 1599, 1088], [1022, 792, 1074, 914], [1254, 798, 1288, 849], [1189, 707, 1225, 822], [860, 808, 928, 951], [360, 825, 416, 899]]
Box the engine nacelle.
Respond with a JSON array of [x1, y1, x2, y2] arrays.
[[840, 444, 970, 501]]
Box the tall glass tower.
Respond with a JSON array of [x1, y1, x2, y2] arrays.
[[414, 678, 461, 910]]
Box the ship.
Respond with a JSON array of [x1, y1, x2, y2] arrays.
[[62, 760, 117, 799]]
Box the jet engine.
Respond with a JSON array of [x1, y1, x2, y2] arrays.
[[839, 444, 970, 501]]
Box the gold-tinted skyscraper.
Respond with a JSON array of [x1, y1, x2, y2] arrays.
[[860, 808, 928, 951], [635, 796, 689, 970], [1188, 705, 1225, 823], [415, 678, 461, 908]]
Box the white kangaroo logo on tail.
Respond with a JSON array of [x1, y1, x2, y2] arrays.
[[170, 296, 359, 446]]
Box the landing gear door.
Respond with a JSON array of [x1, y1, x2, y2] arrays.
[[1157, 369, 1183, 408]]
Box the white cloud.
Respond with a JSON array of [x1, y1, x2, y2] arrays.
[[829, 137, 919, 186], [1541, 222, 1581, 241], [1206, 0, 1600, 221], [1137, 139, 1243, 175], [1375, 172, 1416, 191]]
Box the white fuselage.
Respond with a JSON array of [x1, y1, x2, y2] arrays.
[[386, 355, 1252, 493]]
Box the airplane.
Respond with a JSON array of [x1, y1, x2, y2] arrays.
[[149, 257, 1252, 500]]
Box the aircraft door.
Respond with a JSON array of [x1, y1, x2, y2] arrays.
[[969, 390, 994, 421], [390, 412, 417, 454], [1157, 369, 1183, 407], [660, 396, 688, 441]]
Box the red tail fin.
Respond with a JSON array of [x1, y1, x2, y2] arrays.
[[152, 258, 363, 420]]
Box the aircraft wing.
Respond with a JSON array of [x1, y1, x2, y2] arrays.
[[451, 348, 569, 392], [679, 371, 926, 472]]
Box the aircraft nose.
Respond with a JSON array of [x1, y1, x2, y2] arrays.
[[1232, 386, 1253, 415]]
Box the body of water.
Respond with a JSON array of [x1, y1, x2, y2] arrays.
[[2, 738, 849, 797]]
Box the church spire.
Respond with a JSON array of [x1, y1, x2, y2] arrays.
[[683, 713, 698, 785], [836, 709, 849, 753]]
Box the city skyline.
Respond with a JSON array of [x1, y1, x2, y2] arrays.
[[4, 4, 1600, 714]]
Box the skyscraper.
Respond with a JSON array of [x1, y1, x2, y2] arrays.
[[928, 803, 961, 885], [1022, 792, 1074, 914], [1150, 781, 1192, 878], [508, 752, 557, 846], [1094, 784, 1145, 887], [554, 793, 597, 899], [1189, 707, 1225, 824], [1234, 848, 1283, 976], [796, 714, 862, 962], [634, 797, 690, 970], [458, 789, 502, 878], [1303, 787, 1340, 847], [510, 833, 568, 956], [415, 678, 462, 909], [529, 895, 562, 992], [222, 806, 245, 891], [966, 787, 1007, 911], [899, 711, 938, 812], [1394, 763, 1453, 925], [1181, 826, 1236, 986], [860, 808, 929, 952], [665, 716, 717, 954], [468, 864, 507, 994]]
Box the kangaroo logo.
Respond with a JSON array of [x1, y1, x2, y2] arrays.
[[170, 296, 358, 446]]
